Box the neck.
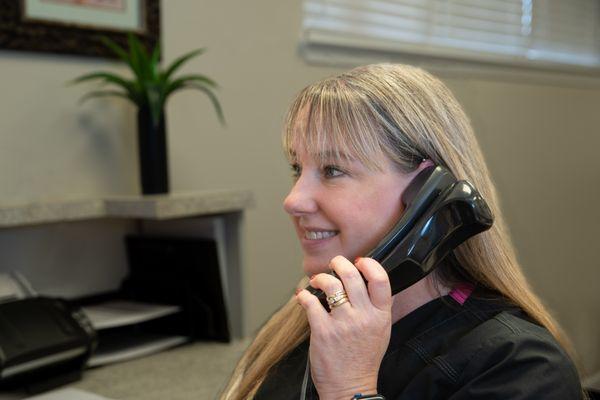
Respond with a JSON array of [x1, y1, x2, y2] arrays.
[[390, 275, 450, 324]]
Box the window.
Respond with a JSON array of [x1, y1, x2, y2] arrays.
[[301, 0, 600, 70]]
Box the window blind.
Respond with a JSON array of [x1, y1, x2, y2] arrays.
[[301, 0, 600, 69]]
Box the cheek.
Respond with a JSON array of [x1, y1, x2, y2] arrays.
[[354, 193, 402, 223], [335, 202, 381, 246], [345, 194, 404, 247]]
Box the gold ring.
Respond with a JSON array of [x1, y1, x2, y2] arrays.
[[329, 296, 350, 309], [326, 289, 350, 309], [327, 290, 347, 303]]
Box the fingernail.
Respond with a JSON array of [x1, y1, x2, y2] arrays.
[[354, 257, 361, 264]]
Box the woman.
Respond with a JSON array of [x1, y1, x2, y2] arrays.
[[221, 64, 583, 399]]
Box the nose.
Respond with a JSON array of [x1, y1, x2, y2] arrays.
[[283, 175, 318, 216]]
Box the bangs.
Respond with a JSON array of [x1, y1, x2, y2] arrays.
[[283, 79, 387, 170]]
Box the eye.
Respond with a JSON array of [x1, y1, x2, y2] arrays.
[[323, 165, 345, 178], [290, 163, 301, 179]]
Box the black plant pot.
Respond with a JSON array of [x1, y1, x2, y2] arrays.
[[137, 106, 169, 195]]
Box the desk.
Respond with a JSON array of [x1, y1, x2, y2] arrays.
[[0, 339, 251, 400]]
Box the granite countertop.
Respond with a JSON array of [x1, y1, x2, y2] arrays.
[[0, 190, 254, 228]]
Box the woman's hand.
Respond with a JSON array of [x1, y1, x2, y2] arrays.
[[296, 256, 393, 400]]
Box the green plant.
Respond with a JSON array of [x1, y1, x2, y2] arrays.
[[71, 34, 224, 126]]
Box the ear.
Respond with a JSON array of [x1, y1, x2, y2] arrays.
[[396, 159, 435, 205], [399, 159, 436, 207], [417, 158, 435, 171], [406, 159, 435, 180]]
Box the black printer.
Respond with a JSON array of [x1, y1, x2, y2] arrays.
[[0, 296, 97, 391]]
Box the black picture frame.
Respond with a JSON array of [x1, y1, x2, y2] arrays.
[[0, 0, 160, 59]]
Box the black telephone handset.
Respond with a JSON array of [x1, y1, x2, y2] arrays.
[[307, 166, 493, 306]]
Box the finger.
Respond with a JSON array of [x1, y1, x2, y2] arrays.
[[354, 257, 392, 311], [329, 255, 370, 309], [310, 272, 344, 297], [309, 273, 352, 312], [296, 289, 329, 328]]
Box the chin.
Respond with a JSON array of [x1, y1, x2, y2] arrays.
[[302, 257, 332, 276]]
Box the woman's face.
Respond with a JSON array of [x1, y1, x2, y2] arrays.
[[283, 145, 421, 276]]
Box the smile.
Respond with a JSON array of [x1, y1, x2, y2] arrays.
[[304, 230, 339, 240]]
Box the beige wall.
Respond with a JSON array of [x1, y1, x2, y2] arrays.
[[1, 1, 599, 375]]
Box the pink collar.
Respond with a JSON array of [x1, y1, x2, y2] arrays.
[[448, 283, 475, 305]]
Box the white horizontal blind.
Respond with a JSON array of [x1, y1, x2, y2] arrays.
[[529, 0, 599, 66], [302, 0, 600, 68]]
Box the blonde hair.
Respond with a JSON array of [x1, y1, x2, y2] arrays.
[[220, 64, 581, 399]]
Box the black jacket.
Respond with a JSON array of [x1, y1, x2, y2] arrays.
[[255, 288, 582, 399]]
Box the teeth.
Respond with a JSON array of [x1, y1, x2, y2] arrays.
[[305, 230, 338, 240]]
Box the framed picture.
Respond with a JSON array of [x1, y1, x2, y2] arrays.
[[0, 0, 159, 58]]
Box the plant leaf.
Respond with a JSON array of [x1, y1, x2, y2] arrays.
[[177, 83, 225, 125], [70, 71, 127, 85], [173, 74, 217, 87], [127, 33, 148, 82], [78, 90, 137, 105], [162, 48, 205, 82], [69, 72, 142, 103], [163, 74, 217, 100], [99, 36, 130, 65], [149, 42, 161, 81], [98, 35, 146, 98]]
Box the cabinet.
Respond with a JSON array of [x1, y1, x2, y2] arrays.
[[0, 190, 254, 339]]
